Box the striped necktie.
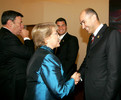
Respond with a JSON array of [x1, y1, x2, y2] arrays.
[[91, 34, 95, 44]]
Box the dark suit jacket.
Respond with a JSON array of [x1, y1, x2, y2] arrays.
[[79, 24, 121, 100], [55, 33, 79, 80], [0, 27, 34, 100]]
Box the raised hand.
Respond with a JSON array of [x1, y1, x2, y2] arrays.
[[20, 29, 29, 39]]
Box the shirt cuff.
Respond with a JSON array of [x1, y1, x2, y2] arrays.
[[24, 37, 30, 41]]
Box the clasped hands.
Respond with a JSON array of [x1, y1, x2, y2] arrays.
[[71, 72, 81, 85]]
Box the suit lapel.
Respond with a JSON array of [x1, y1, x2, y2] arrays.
[[90, 24, 108, 49], [90, 33, 103, 49], [60, 33, 69, 47], [56, 33, 69, 54]]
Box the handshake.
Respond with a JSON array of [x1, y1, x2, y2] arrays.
[[71, 72, 82, 85]]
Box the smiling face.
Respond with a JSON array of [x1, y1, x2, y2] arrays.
[[56, 21, 67, 36], [79, 11, 96, 34]]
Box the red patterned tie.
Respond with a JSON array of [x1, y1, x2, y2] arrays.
[[91, 34, 95, 44]]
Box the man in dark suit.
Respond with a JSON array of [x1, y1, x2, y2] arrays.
[[55, 17, 79, 100], [0, 10, 34, 100], [78, 8, 121, 100]]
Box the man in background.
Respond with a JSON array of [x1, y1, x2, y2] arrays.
[[55, 17, 79, 100], [0, 10, 34, 100]]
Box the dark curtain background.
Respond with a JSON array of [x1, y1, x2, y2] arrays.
[[109, 0, 121, 33]]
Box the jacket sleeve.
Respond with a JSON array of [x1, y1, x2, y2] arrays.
[[78, 35, 92, 80], [40, 54, 75, 99], [78, 57, 86, 80], [6, 39, 34, 59], [103, 30, 121, 100]]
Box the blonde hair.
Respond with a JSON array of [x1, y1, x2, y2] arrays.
[[31, 22, 57, 48]]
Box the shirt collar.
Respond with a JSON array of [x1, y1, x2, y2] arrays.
[[93, 24, 103, 36], [59, 32, 67, 41]]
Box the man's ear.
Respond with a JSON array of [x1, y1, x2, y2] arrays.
[[92, 14, 97, 21], [7, 20, 13, 27]]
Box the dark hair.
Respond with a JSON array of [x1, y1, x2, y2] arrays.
[[85, 8, 99, 21], [1, 10, 23, 25], [55, 17, 67, 26]]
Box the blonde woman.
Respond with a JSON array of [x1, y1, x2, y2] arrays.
[[24, 22, 80, 100]]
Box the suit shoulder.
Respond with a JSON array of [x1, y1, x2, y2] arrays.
[[106, 27, 121, 36], [68, 33, 77, 38], [67, 33, 78, 40], [0, 28, 15, 39], [39, 49, 61, 65]]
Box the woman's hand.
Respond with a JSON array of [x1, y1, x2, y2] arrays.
[[71, 72, 81, 85]]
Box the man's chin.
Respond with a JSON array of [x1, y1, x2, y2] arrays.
[[58, 32, 65, 35]]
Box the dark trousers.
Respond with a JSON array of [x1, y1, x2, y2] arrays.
[[15, 78, 26, 100]]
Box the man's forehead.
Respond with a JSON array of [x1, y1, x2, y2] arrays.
[[80, 11, 86, 18]]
